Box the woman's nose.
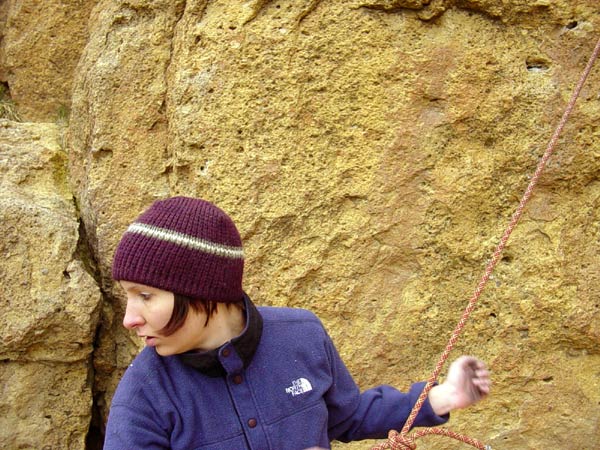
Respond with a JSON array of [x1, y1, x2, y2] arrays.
[[122, 301, 145, 329]]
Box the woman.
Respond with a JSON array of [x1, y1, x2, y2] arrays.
[[104, 196, 490, 450]]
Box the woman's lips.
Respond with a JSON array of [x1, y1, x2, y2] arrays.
[[143, 336, 157, 346]]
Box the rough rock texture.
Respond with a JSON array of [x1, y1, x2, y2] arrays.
[[0, 0, 97, 122], [70, 1, 600, 448], [0, 121, 102, 449], [1, 0, 599, 448]]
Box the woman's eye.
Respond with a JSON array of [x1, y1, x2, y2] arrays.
[[139, 292, 152, 301]]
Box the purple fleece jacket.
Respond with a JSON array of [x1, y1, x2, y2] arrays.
[[104, 303, 447, 449]]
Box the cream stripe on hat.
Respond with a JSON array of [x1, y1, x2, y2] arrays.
[[127, 222, 244, 260]]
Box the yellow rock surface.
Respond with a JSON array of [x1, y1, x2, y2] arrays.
[[1, 0, 599, 448], [0, 0, 96, 121], [0, 121, 101, 448]]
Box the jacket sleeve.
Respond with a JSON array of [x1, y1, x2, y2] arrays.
[[103, 402, 171, 450], [103, 357, 173, 450], [323, 333, 449, 442]]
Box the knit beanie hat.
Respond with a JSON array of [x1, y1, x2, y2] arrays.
[[112, 197, 244, 302]]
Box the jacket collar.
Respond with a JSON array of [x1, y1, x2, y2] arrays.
[[177, 293, 263, 377]]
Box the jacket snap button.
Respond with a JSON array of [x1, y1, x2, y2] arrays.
[[222, 348, 231, 357], [233, 375, 243, 384], [248, 418, 257, 428]]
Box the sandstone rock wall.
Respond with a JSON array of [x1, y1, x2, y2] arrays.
[[0, 0, 97, 122], [0, 121, 101, 449], [1, 0, 599, 448]]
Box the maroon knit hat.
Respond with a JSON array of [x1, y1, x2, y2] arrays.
[[112, 197, 244, 302]]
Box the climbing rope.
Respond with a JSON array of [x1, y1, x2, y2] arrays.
[[381, 427, 492, 450], [372, 34, 600, 450]]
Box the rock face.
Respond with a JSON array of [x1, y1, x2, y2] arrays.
[[0, 0, 96, 121], [1, 0, 599, 448], [0, 121, 101, 449]]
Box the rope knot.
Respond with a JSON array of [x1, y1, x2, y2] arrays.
[[388, 431, 416, 450]]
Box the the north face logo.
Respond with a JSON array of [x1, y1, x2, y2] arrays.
[[285, 378, 313, 397]]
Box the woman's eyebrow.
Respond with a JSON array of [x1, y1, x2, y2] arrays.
[[119, 282, 139, 292], [122, 283, 155, 293]]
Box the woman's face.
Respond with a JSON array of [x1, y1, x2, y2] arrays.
[[120, 280, 209, 356]]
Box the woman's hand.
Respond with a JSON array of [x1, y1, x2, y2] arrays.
[[428, 356, 491, 416]]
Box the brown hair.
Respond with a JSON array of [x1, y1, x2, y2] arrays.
[[160, 294, 243, 336]]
